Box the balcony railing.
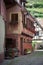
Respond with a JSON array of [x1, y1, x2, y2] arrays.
[[9, 21, 18, 26], [23, 22, 35, 33]]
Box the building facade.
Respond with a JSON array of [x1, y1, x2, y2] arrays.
[[0, 0, 35, 62]]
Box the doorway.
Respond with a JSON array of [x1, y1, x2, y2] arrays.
[[5, 38, 17, 58]]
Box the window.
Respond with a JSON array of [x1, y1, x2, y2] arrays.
[[35, 31, 39, 36], [11, 14, 18, 25], [23, 15, 26, 27]]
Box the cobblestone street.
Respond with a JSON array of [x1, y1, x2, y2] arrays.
[[0, 51, 43, 65]]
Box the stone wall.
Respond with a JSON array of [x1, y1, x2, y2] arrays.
[[0, 16, 5, 63]]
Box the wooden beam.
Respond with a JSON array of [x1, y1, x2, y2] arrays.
[[4, 0, 16, 9], [4, 0, 15, 5]]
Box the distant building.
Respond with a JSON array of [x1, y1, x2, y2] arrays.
[[37, 18, 43, 28], [33, 21, 43, 50]]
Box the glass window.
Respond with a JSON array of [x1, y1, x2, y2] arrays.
[[11, 14, 18, 25]]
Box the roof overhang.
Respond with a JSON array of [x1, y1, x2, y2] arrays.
[[4, 0, 18, 9]]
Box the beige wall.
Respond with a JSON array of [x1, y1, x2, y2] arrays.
[[6, 5, 23, 34]]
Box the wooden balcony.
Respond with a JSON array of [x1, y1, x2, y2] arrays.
[[22, 21, 35, 33], [9, 21, 18, 26], [26, 25, 35, 33], [22, 28, 34, 38]]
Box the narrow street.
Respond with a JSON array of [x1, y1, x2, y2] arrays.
[[0, 0, 43, 64], [1, 51, 43, 65]]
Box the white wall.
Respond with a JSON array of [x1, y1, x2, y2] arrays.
[[16, 0, 20, 4], [0, 15, 5, 53]]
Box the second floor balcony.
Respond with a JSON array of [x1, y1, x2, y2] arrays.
[[22, 19, 35, 33]]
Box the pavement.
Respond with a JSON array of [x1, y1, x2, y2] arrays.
[[0, 51, 43, 65]]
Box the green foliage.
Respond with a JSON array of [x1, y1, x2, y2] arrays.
[[32, 41, 36, 48], [26, 0, 43, 18]]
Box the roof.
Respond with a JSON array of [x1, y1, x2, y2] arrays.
[[35, 19, 43, 30], [4, 0, 27, 8], [36, 18, 43, 28]]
